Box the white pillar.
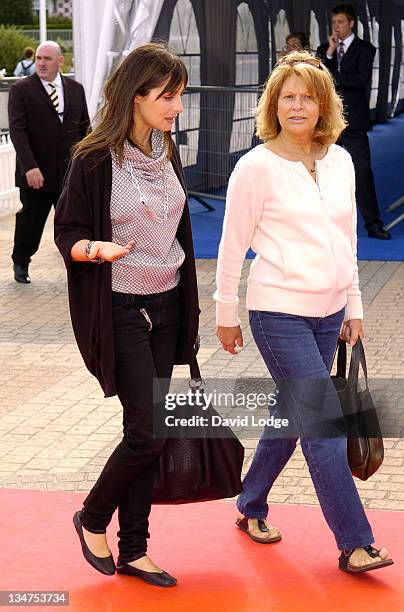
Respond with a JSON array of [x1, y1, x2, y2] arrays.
[[88, 0, 117, 119], [72, 0, 108, 113], [39, 0, 47, 43], [72, 0, 165, 120]]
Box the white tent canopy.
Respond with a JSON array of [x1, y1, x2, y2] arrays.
[[72, 0, 165, 119]]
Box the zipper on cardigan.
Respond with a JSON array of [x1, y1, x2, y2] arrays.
[[316, 179, 337, 317], [139, 308, 153, 331]]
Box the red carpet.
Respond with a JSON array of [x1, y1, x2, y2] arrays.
[[0, 489, 402, 611]]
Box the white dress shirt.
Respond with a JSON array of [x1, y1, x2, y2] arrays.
[[40, 72, 64, 122], [327, 32, 355, 60]]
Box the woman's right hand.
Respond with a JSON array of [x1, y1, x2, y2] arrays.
[[216, 325, 244, 355], [88, 240, 135, 262]]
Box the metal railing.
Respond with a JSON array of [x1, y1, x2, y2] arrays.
[[0, 134, 19, 217], [173, 85, 261, 209], [385, 196, 404, 230], [22, 28, 72, 42]]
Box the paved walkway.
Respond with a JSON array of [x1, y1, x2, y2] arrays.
[[0, 211, 403, 512]]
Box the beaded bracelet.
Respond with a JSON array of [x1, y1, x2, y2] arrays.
[[85, 240, 105, 264]]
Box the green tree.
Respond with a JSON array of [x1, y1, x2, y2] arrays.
[[0, 0, 33, 26], [0, 26, 36, 75]]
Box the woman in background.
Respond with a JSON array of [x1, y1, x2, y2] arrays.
[[280, 32, 309, 56]]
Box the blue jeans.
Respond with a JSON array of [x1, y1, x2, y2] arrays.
[[237, 309, 374, 550]]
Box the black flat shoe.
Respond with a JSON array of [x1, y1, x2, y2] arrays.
[[13, 264, 31, 284], [117, 561, 177, 587], [339, 545, 394, 574], [367, 228, 391, 240], [72, 511, 115, 576]]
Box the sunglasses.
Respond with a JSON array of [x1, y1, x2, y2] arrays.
[[277, 56, 324, 70]]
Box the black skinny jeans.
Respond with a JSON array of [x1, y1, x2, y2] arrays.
[[80, 286, 180, 562]]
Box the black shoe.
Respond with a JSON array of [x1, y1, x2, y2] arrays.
[[116, 560, 177, 587], [72, 511, 115, 576], [367, 228, 391, 240], [13, 264, 31, 284]]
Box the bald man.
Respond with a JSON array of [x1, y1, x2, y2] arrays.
[[8, 41, 90, 283]]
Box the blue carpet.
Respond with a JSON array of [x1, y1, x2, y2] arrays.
[[190, 115, 404, 261]]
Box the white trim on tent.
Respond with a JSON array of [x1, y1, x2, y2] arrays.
[[72, 0, 165, 120]]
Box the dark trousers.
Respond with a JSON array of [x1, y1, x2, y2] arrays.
[[12, 188, 59, 266], [338, 130, 382, 231], [80, 286, 180, 563]]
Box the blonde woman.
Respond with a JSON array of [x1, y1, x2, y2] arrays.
[[215, 51, 393, 574]]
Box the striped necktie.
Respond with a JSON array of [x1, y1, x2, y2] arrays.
[[48, 82, 60, 113], [337, 41, 345, 71]]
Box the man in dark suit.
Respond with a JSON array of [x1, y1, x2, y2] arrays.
[[8, 41, 90, 283], [317, 3, 390, 240]]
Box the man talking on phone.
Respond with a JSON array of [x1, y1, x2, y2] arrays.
[[317, 3, 390, 240]]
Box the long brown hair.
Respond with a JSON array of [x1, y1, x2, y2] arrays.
[[73, 42, 188, 163]]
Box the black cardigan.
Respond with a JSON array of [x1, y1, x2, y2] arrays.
[[54, 144, 200, 397]]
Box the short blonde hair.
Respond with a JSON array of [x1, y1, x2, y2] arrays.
[[256, 51, 346, 146]]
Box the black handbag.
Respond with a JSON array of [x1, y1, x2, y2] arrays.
[[152, 353, 245, 504], [332, 338, 384, 481]]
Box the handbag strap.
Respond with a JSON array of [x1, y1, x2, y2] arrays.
[[335, 339, 347, 378], [348, 338, 369, 389], [189, 350, 203, 387]]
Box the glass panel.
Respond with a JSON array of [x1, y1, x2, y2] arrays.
[[365, 1, 373, 45], [237, 2, 258, 52], [274, 9, 290, 58], [400, 21, 404, 110], [177, 90, 200, 170], [370, 16, 379, 110], [229, 91, 259, 155], [169, 0, 201, 166], [388, 29, 395, 106], [310, 10, 320, 52], [236, 2, 259, 87], [231, 3, 259, 154], [268, 16, 273, 72], [357, 18, 364, 40], [169, 0, 201, 85]]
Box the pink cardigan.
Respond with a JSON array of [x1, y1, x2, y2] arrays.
[[214, 144, 363, 326]]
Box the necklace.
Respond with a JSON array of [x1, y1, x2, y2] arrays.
[[125, 159, 168, 224], [278, 134, 317, 174]]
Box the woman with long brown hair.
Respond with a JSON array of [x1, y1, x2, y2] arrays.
[[54, 43, 199, 587]]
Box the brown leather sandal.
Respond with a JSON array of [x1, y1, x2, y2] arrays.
[[235, 517, 282, 544], [339, 545, 394, 573]]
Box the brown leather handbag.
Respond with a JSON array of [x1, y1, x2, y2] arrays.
[[332, 338, 384, 480]]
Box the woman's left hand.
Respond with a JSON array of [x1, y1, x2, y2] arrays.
[[339, 319, 364, 346]]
